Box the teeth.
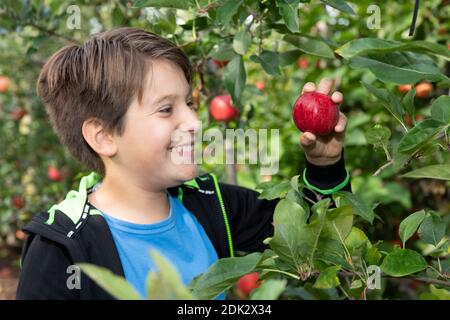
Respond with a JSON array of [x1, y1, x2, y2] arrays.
[[172, 144, 193, 155], [183, 145, 192, 154]]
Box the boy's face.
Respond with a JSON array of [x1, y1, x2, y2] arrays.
[[111, 59, 200, 190]]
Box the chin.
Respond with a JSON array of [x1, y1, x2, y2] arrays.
[[176, 164, 198, 183]]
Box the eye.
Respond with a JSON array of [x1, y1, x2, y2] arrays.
[[187, 100, 198, 111], [159, 105, 173, 114]]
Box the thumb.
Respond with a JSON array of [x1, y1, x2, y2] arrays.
[[300, 132, 317, 149]]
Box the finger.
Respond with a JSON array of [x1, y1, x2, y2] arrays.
[[317, 78, 334, 95], [300, 131, 317, 147], [302, 82, 316, 93], [334, 112, 347, 133], [331, 91, 343, 105]]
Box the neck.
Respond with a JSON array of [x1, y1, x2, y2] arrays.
[[88, 169, 170, 224]]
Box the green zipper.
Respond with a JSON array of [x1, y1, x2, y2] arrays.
[[210, 173, 235, 257], [178, 174, 235, 257]]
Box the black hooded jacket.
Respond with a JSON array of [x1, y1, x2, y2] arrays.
[[16, 152, 351, 300]]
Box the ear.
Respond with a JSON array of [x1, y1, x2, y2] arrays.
[[82, 118, 118, 157]]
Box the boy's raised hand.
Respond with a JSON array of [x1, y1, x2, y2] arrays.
[[299, 78, 347, 166]]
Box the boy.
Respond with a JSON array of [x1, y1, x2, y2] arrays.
[[16, 27, 350, 300]]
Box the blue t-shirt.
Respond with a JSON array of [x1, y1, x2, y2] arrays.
[[100, 193, 224, 299]]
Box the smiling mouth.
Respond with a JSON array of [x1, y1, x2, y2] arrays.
[[169, 143, 195, 159]]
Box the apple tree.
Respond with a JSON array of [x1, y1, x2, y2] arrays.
[[0, 0, 448, 299]]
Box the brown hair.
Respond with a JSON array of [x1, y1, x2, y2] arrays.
[[37, 27, 193, 176]]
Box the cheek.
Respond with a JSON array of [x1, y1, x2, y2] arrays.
[[126, 119, 174, 160]]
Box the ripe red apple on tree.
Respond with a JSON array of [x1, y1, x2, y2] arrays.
[[211, 59, 229, 68], [255, 81, 266, 91], [415, 81, 433, 99], [15, 230, 26, 241], [47, 165, 62, 182], [11, 108, 27, 121], [297, 57, 309, 69], [12, 195, 25, 209], [0, 76, 10, 93], [234, 272, 261, 299], [292, 92, 339, 136], [210, 95, 239, 122], [405, 114, 425, 127], [398, 84, 413, 94]]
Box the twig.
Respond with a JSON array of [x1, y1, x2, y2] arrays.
[[3, 9, 79, 44], [338, 269, 450, 288], [30, 22, 80, 44], [373, 160, 394, 176], [262, 269, 300, 280]]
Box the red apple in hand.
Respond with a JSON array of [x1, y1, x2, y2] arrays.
[[235, 272, 261, 298], [292, 92, 339, 136], [210, 95, 239, 122], [47, 166, 62, 182]]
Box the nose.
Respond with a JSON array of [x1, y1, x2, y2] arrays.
[[178, 104, 201, 133]]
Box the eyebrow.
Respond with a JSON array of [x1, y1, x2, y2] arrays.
[[153, 90, 192, 105]]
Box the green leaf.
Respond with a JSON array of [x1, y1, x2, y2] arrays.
[[364, 124, 391, 149], [188, 252, 262, 300], [313, 266, 341, 289], [216, 0, 243, 26], [398, 119, 445, 153], [334, 191, 374, 223], [269, 199, 307, 268], [418, 213, 446, 247], [305, 202, 353, 266], [233, 30, 252, 55], [402, 88, 416, 125], [364, 245, 382, 265], [362, 81, 404, 126], [250, 51, 281, 76], [250, 279, 287, 300], [209, 43, 235, 61], [344, 227, 368, 254], [350, 52, 450, 85], [146, 250, 194, 299], [78, 263, 142, 300], [350, 279, 363, 289], [273, 198, 308, 226], [429, 285, 450, 300], [402, 164, 450, 181], [223, 55, 246, 104], [277, 0, 300, 33], [380, 248, 427, 277], [320, 0, 355, 15], [336, 38, 450, 60], [132, 0, 190, 9], [399, 210, 426, 246], [270, 199, 348, 270], [256, 181, 291, 200], [279, 49, 302, 66], [430, 96, 450, 124], [284, 35, 335, 59]]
